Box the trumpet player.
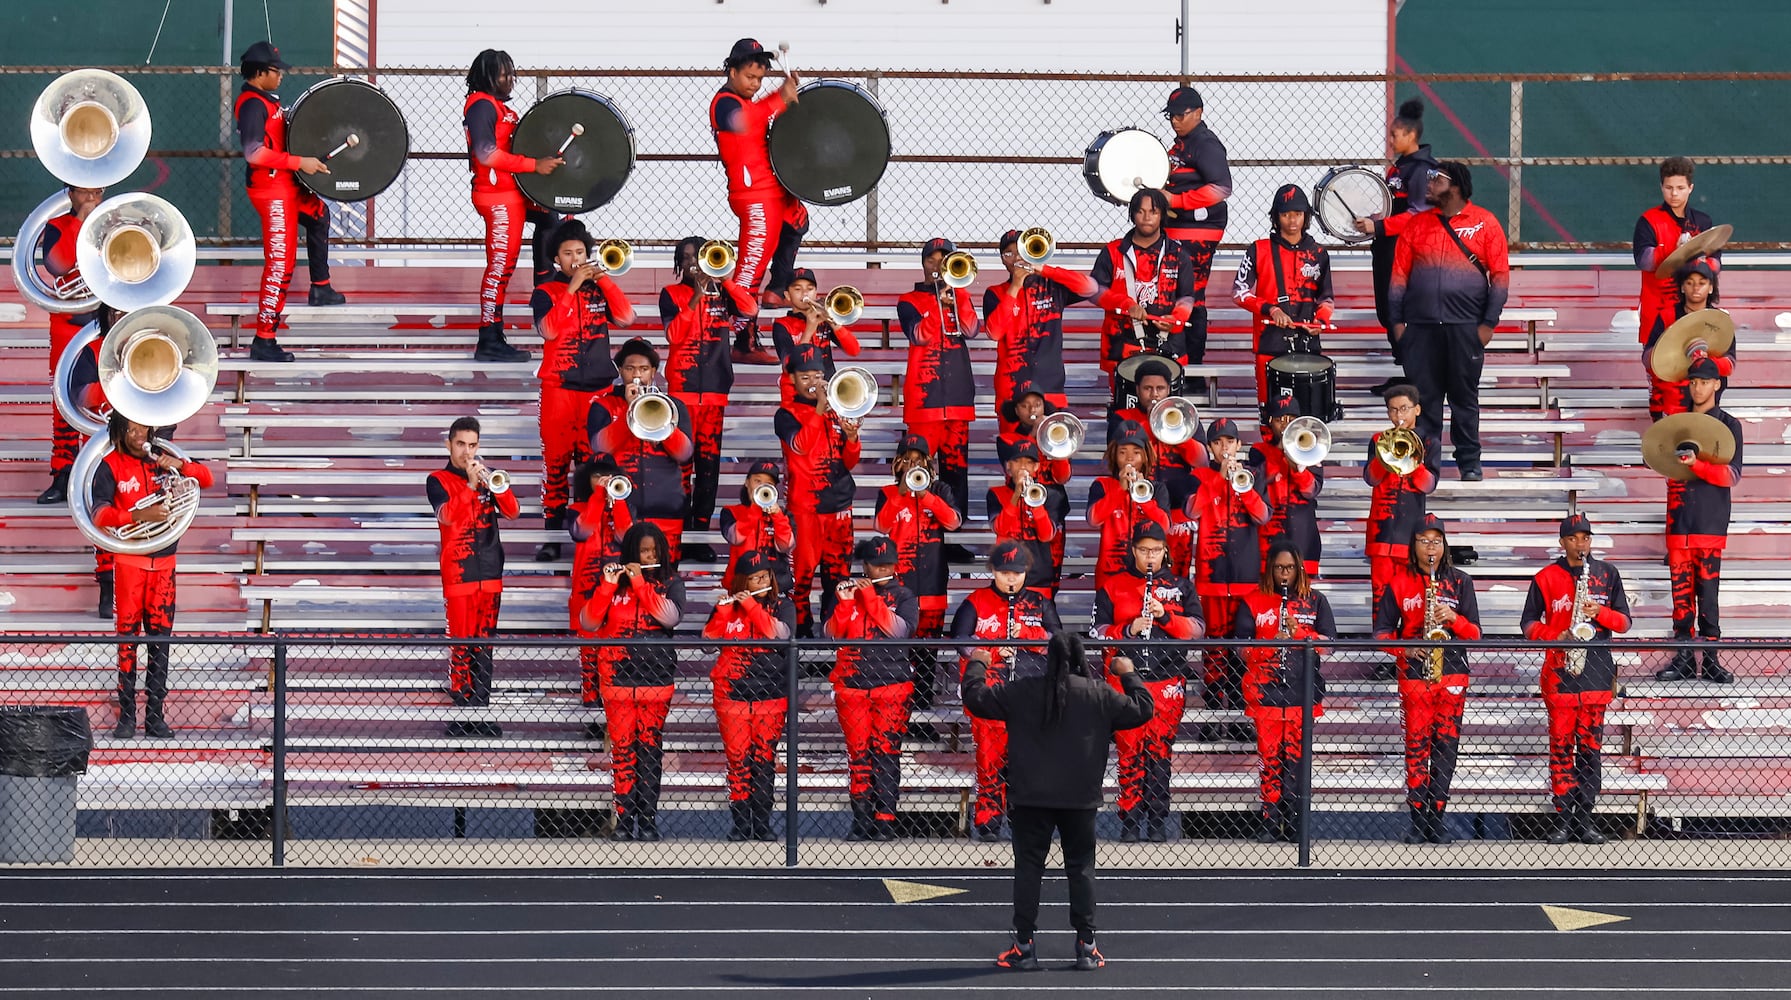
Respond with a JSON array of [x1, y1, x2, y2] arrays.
[[92, 414, 214, 740], [984, 229, 1098, 434], [1091, 189, 1196, 375], [1365, 384, 1440, 679], [1091, 522, 1204, 842], [720, 459, 794, 589], [1085, 421, 1170, 591], [1248, 397, 1324, 576], [877, 435, 965, 711], [988, 438, 1068, 598], [1232, 184, 1335, 416], [1233, 541, 1334, 843], [568, 457, 636, 696], [1521, 515, 1632, 846], [532, 220, 637, 563], [1108, 359, 1206, 576], [429, 417, 519, 736], [710, 38, 808, 308], [704, 550, 795, 843], [769, 268, 861, 407], [899, 238, 981, 521], [825, 536, 921, 842], [777, 347, 862, 634], [1372, 515, 1481, 845], [1000, 383, 1073, 488], [1185, 418, 1271, 739], [578, 523, 686, 842], [1658, 358, 1742, 683], [587, 340, 696, 563], [949, 542, 1064, 841], [37, 183, 105, 508]]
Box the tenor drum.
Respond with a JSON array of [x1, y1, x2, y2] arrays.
[[286, 78, 410, 202], [1266, 353, 1341, 423], [515, 89, 636, 213], [768, 80, 891, 206], [1312, 165, 1391, 244], [1082, 128, 1170, 206]]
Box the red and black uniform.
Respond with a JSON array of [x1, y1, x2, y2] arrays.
[[1107, 408, 1208, 575], [950, 587, 1061, 832], [1092, 565, 1202, 832], [1633, 202, 1720, 346], [1185, 465, 1271, 718], [985, 483, 1069, 597], [236, 83, 334, 341], [1668, 407, 1742, 640], [1090, 233, 1195, 371], [532, 274, 635, 527], [1163, 121, 1231, 365], [92, 447, 214, 729], [875, 482, 963, 708], [710, 87, 808, 300], [568, 491, 634, 687], [826, 580, 920, 833], [582, 570, 686, 828], [997, 427, 1073, 581], [587, 387, 696, 561], [1247, 439, 1323, 575], [706, 590, 795, 830], [776, 405, 860, 633], [1373, 566, 1482, 814], [1371, 143, 1439, 356], [1232, 232, 1335, 410], [40, 212, 99, 477], [1233, 591, 1332, 824], [769, 313, 861, 407], [661, 280, 755, 527], [1522, 558, 1632, 817], [1645, 303, 1737, 420], [1364, 431, 1441, 621], [981, 267, 1098, 431], [1085, 476, 1171, 590], [720, 500, 795, 587], [464, 90, 561, 325], [896, 285, 978, 518], [428, 464, 520, 705]]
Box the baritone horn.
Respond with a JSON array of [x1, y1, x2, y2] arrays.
[[1148, 396, 1199, 446], [1034, 412, 1085, 460], [1018, 227, 1054, 267], [75, 193, 197, 313], [825, 285, 864, 326], [699, 239, 737, 278], [31, 69, 152, 189], [1282, 415, 1331, 468], [941, 250, 978, 288], [1376, 426, 1424, 476], [597, 238, 633, 276], [825, 366, 878, 421], [626, 383, 676, 442]]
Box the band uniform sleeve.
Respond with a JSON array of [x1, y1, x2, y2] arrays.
[[1520, 576, 1556, 641], [831, 322, 861, 356], [712, 94, 746, 134], [90, 461, 124, 530], [774, 408, 801, 448], [1388, 218, 1416, 326], [1042, 598, 1063, 635], [1449, 573, 1482, 640], [896, 298, 928, 346], [1372, 576, 1399, 641], [954, 287, 980, 339], [1632, 214, 1658, 271], [493, 482, 521, 520], [982, 285, 1015, 343], [634, 575, 683, 629], [466, 99, 535, 174], [1089, 246, 1117, 302], [236, 97, 302, 172], [1412, 440, 1442, 494], [39, 224, 74, 278], [1231, 601, 1256, 639], [660, 400, 696, 464], [1232, 245, 1260, 313], [426, 475, 456, 524], [1597, 567, 1632, 634], [873, 486, 896, 531], [1313, 592, 1337, 641], [1040, 264, 1098, 301], [531, 286, 559, 333], [882, 588, 919, 639], [178, 458, 215, 491], [1315, 249, 1335, 321], [1091, 588, 1124, 640], [923, 487, 963, 530], [1166, 135, 1232, 211], [659, 287, 682, 328], [597, 275, 636, 328]]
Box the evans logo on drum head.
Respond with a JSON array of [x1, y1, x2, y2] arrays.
[[334, 181, 360, 192], [823, 185, 853, 200]]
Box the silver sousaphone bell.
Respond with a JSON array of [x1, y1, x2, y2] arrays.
[[1034, 412, 1085, 460], [74, 193, 197, 313], [1281, 415, 1332, 468], [97, 305, 219, 428], [30, 69, 152, 189]]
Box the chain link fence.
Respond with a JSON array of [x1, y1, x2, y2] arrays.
[[1, 633, 1787, 869], [5, 67, 1791, 253]]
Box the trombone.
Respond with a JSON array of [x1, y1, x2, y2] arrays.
[[1376, 427, 1424, 476], [824, 285, 864, 326], [940, 251, 978, 288], [596, 238, 633, 276], [698, 239, 736, 279], [1018, 227, 1053, 268]]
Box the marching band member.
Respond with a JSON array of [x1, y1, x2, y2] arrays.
[[984, 229, 1098, 433], [586, 339, 696, 563], [1000, 383, 1073, 488], [1656, 358, 1742, 683], [1091, 522, 1203, 842], [1233, 540, 1333, 843], [1184, 418, 1271, 740], [949, 541, 1063, 841], [1248, 397, 1324, 576], [235, 41, 345, 364], [1372, 515, 1481, 845], [579, 523, 686, 841], [826, 535, 920, 842], [1365, 384, 1441, 679], [987, 437, 1069, 599], [1159, 86, 1231, 372], [661, 236, 757, 549], [1091, 189, 1195, 374], [532, 219, 635, 562], [1646, 260, 1735, 421], [1085, 420, 1170, 590], [1107, 359, 1206, 576], [776, 346, 862, 635], [1233, 184, 1335, 416], [720, 459, 795, 589], [1522, 515, 1632, 846], [705, 549, 795, 843], [898, 238, 980, 521], [91, 414, 214, 739], [427, 417, 519, 737], [463, 48, 562, 363], [710, 39, 808, 309], [1355, 99, 1437, 369], [1633, 157, 1721, 346], [877, 434, 964, 711], [568, 457, 635, 726], [769, 267, 861, 407], [36, 183, 104, 506]]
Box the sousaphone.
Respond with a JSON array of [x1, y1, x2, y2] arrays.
[[1642, 411, 1736, 481]]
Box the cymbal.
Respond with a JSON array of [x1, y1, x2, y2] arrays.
[[1655, 223, 1732, 277], [1641, 411, 1735, 480], [1649, 308, 1735, 382]]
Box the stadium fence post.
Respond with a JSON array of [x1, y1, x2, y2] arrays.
[[784, 638, 801, 868], [272, 637, 288, 868], [1297, 640, 1316, 868]]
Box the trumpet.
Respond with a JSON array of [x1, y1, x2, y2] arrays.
[[1018, 474, 1048, 508], [473, 464, 511, 494], [596, 238, 633, 276], [1377, 426, 1424, 477], [1123, 467, 1155, 504], [605, 475, 633, 501], [1018, 227, 1054, 267], [1148, 396, 1199, 447], [824, 285, 864, 326], [718, 585, 776, 606], [626, 382, 676, 442], [1281, 415, 1331, 469], [698, 239, 736, 279], [1227, 461, 1254, 495], [1034, 411, 1085, 460], [940, 250, 978, 288], [751, 483, 779, 511], [903, 465, 934, 493]]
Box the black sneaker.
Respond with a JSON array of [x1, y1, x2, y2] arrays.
[[97, 577, 115, 618], [1655, 650, 1697, 681], [1458, 466, 1483, 482], [143, 715, 174, 739], [995, 934, 1040, 971], [534, 542, 562, 563], [307, 284, 347, 306], [248, 338, 296, 363], [473, 324, 531, 363], [1546, 815, 1573, 845], [1701, 649, 1734, 685], [1074, 938, 1106, 971], [36, 472, 68, 505]]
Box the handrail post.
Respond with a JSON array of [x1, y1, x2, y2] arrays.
[[271, 637, 288, 868]]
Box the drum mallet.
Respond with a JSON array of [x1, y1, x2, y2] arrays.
[[557, 123, 584, 157], [324, 134, 360, 161]]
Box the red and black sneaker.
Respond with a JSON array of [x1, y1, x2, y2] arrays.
[[995, 933, 1039, 971], [1074, 938, 1106, 971]]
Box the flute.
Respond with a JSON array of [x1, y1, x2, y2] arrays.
[[717, 586, 776, 606]]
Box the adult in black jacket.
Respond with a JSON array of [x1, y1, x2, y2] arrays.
[[963, 633, 1153, 973]]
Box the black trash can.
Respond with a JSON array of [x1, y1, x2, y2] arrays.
[[0, 706, 93, 864]]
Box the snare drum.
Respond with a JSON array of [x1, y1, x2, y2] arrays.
[[769, 80, 891, 207], [1311, 165, 1391, 244], [515, 89, 636, 213], [1082, 128, 1170, 206], [1266, 353, 1341, 423], [286, 78, 410, 202]]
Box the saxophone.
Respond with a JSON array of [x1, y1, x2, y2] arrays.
[[1566, 561, 1596, 676], [1422, 571, 1448, 683]]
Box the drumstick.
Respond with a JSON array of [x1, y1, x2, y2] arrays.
[[324, 134, 360, 161], [556, 123, 584, 157], [1327, 187, 1363, 220]]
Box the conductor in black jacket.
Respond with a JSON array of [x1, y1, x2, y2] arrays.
[[963, 633, 1154, 973]]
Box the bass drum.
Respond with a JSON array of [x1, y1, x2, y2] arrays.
[[286, 78, 410, 202], [515, 89, 636, 214], [1266, 353, 1342, 423], [1312, 165, 1391, 244], [769, 80, 891, 207], [1083, 128, 1169, 206]]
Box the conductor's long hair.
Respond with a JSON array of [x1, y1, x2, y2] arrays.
[[618, 522, 672, 584], [1042, 632, 1096, 728], [466, 49, 514, 95]]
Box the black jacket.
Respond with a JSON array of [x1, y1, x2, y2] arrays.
[[961, 669, 1154, 810]]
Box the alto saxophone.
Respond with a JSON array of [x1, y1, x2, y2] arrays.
[[1566, 561, 1596, 676], [1422, 571, 1448, 683]]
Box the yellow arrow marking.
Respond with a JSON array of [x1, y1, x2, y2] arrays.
[[1542, 905, 1631, 932], [883, 878, 967, 904]]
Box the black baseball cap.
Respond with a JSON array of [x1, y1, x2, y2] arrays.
[[1163, 87, 1204, 114], [1264, 396, 1302, 420], [856, 535, 897, 565], [1206, 417, 1241, 442], [1000, 381, 1049, 424], [998, 230, 1022, 251], [1130, 521, 1168, 545], [1686, 357, 1722, 380], [1271, 183, 1312, 216], [988, 540, 1032, 574], [785, 344, 827, 374], [997, 437, 1041, 465], [1559, 514, 1593, 538], [921, 237, 956, 261], [1111, 419, 1151, 450], [725, 38, 775, 68], [1413, 513, 1447, 542], [745, 459, 781, 483], [735, 550, 778, 579], [241, 41, 290, 71], [897, 432, 932, 457], [788, 267, 818, 287]]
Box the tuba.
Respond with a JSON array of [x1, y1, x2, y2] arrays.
[[52, 320, 108, 438], [597, 238, 633, 276], [1282, 415, 1331, 468], [69, 436, 202, 556], [74, 193, 197, 313], [626, 383, 676, 442], [1148, 396, 1199, 446], [95, 305, 218, 429], [824, 285, 864, 327], [698, 239, 737, 279], [1376, 426, 1424, 477], [1018, 227, 1054, 267], [30, 69, 152, 189], [13, 192, 101, 315], [1034, 412, 1085, 461], [824, 366, 878, 421]]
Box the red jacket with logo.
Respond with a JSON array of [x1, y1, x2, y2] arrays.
[[709, 87, 788, 199], [1233, 590, 1333, 709], [826, 581, 920, 689], [950, 587, 1061, 683], [1521, 558, 1632, 696], [1089, 233, 1195, 370], [720, 500, 794, 581], [769, 313, 860, 407], [91, 449, 215, 560], [981, 266, 1098, 395], [582, 572, 686, 687], [1634, 202, 1721, 344], [1185, 466, 1271, 594], [463, 92, 533, 196], [587, 388, 695, 521], [533, 274, 635, 391], [1363, 431, 1440, 556], [1666, 407, 1742, 550], [874, 483, 963, 603], [706, 592, 796, 702], [661, 280, 754, 406], [896, 284, 978, 422], [1085, 476, 1171, 584], [985, 483, 1067, 593], [1389, 202, 1510, 329], [1232, 234, 1335, 355], [427, 464, 521, 593], [1091, 564, 1203, 681], [775, 404, 859, 515], [1372, 565, 1482, 681], [568, 494, 634, 623], [1247, 439, 1323, 567]]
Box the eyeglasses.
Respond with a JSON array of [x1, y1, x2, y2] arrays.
[[1271, 562, 1298, 571], [1134, 546, 1169, 558], [1387, 404, 1417, 416]]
